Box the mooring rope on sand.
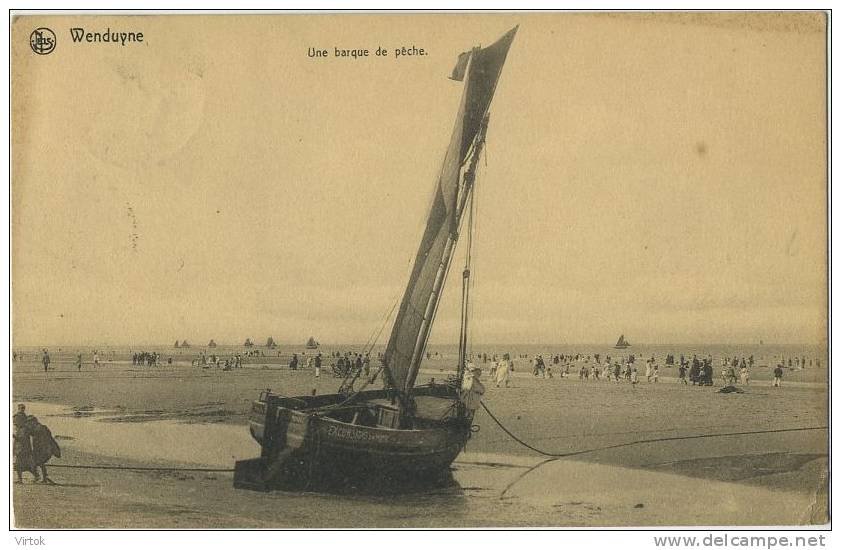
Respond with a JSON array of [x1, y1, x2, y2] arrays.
[[479, 400, 827, 460], [39, 404, 826, 489], [478, 401, 828, 498], [48, 464, 235, 473]]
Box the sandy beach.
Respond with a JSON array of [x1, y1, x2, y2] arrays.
[[11, 352, 828, 528]]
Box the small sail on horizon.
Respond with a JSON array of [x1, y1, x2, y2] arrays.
[[615, 334, 631, 349]]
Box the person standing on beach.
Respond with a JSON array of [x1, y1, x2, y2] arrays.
[[740, 363, 750, 385], [314, 353, 322, 378], [460, 367, 486, 412], [13, 415, 37, 483], [28, 416, 60, 484], [495, 354, 512, 388], [75, 353, 82, 372], [14, 404, 27, 429], [702, 359, 713, 386], [678, 361, 688, 384], [773, 364, 784, 387], [41, 349, 50, 372], [93, 350, 100, 368]]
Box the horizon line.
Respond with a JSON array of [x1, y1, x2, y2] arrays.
[[12, 341, 828, 349]]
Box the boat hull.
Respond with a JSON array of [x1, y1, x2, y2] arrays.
[[235, 385, 472, 491]]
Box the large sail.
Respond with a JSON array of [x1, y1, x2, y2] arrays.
[[383, 27, 518, 395]]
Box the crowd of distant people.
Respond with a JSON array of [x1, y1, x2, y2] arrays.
[[132, 351, 162, 367], [455, 350, 821, 389], [14, 344, 822, 393]]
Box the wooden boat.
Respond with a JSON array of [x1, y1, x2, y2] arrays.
[[234, 26, 518, 492], [305, 336, 319, 350], [614, 334, 631, 349], [235, 383, 468, 490]]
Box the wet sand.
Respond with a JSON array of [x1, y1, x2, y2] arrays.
[[12, 360, 829, 527]]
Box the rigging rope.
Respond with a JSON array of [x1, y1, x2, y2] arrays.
[[364, 298, 399, 357]]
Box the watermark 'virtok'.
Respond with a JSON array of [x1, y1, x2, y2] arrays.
[[29, 28, 56, 55]]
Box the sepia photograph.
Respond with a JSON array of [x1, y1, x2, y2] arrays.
[[9, 10, 829, 530]]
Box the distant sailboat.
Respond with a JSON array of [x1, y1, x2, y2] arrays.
[[614, 334, 631, 349], [305, 337, 319, 350]]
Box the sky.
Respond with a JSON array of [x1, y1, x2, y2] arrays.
[[11, 13, 827, 346]]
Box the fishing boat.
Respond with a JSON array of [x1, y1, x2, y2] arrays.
[[614, 334, 631, 349], [305, 336, 319, 350], [233, 26, 518, 491]]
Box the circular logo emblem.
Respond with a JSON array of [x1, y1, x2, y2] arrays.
[[30, 28, 56, 55]]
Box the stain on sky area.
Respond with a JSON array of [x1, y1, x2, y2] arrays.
[[126, 202, 140, 252], [786, 228, 800, 257]]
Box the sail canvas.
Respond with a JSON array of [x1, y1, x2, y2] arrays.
[[383, 27, 518, 395]]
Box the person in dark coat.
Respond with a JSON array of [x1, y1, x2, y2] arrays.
[[13, 406, 37, 483], [702, 361, 714, 386], [773, 364, 784, 387], [27, 416, 60, 484]]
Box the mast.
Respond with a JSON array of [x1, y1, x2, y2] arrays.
[[381, 26, 518, 405], [408, 117, 489, 393], [456, 119, 488, 384]]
